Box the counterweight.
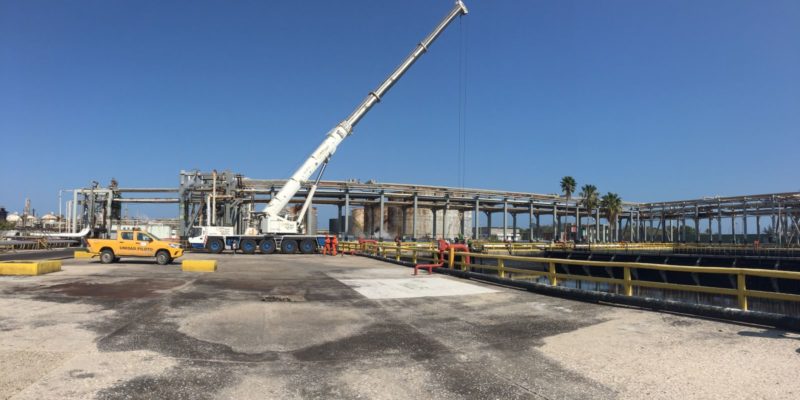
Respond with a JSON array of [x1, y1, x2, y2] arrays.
[[262, 1, 468, 225]]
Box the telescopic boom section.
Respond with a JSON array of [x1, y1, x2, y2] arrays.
[[263, 1, 468, 219]]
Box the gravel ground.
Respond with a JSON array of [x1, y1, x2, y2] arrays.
[[540, 308, 800, 400]]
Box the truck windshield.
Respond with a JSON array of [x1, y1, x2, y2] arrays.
[[189, 228, 202, 238], [136, 232, 160, 241]]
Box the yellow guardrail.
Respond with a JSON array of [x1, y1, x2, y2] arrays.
[[472, 241, 547, 254], [345, 241, 800, 312], [339, 241, 441, 264]]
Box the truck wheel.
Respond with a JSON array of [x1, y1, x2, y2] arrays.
[[281, 239, 297, 254], [259, 239, 276, 254], [299, 239, 316, 254], [241, 239, 257, 254], [207, 238, 224, 254], [156, 250, 172, 265], [100, 249, 115, 264]]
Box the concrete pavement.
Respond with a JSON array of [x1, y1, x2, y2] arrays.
[[0, 253, 798, 399]]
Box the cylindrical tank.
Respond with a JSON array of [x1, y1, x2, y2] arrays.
[[349, 208, 365, 237], [350, 205, 474, 240]]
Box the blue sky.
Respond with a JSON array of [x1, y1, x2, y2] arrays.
[[1, 0, 798, 217]]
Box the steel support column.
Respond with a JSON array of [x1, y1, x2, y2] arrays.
[[529, 200, 534, 242], [412, 193, 418, 239], [553, 203, 558, 241], [756, 206, 761, 243], [474, 197, 479, 240], [487, 211, 492, 240], [512, 213, 517, 242], [337, 204, 343, 237], [717, 203, 723, 243], [379, 191, 385, 239], [503, 199, 508, 241], [742, 200, 748, 243], [443, 203, 448, 239], [432, 208, 438, 239]]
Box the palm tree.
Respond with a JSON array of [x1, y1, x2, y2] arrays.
[[560, 176, 576, 239], [601, 192, 623, 242], [560, 176, 576, 202], [579, 184, 599, 241]]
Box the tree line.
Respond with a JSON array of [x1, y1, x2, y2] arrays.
[[560, 176, 622, 242]]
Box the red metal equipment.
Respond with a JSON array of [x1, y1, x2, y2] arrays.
[[413, 240, 470, 275]]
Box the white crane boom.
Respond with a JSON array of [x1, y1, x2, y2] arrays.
[[261, 1, 468, 234]]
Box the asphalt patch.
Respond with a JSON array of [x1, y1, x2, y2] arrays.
[[31, 278, 186, 300], [195, 277, 363, 301], [96, 360, 240, 400], [97, 304, 280, 363], [474, 314, 605, 351], [292, 322, 449, 362]]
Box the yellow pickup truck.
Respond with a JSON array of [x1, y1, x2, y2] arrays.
[[87, 230, 183, 265]]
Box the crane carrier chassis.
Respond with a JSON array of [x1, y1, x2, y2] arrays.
[[188, 227, 326, 254]]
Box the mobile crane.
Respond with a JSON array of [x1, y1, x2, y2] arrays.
[[188, 1, 469, 254]]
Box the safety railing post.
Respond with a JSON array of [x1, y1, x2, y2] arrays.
[[548, 262, 557, 286], [412, 249, 418, 264], [460, 253, 467, 271], [737, 272, 748, 311], [396, 245, 401, 262], [498, 258, 505, 278], [623, 266, 633, 296], [448, 247, 455, 269]]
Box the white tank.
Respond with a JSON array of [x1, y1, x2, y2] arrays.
[[350, 205, 473, 240]]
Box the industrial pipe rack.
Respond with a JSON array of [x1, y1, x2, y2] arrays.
[[67, 170, 800, 245]]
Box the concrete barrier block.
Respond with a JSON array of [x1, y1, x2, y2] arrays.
[[182, 260, 217, 272], [0, 260, 62, 276], [74, 251, 96, 259]]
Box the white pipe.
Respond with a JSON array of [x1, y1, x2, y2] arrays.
[[65, 200, 71, 233], [58, 190, 62, 233], [211, 171, 217, 225], [72, 190, 79, 233]]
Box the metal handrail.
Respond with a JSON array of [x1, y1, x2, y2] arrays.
[[346, 241, 800, 312]]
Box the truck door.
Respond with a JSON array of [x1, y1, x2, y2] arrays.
[[136, 232, 157, 257], [117, 231, 137, 256]]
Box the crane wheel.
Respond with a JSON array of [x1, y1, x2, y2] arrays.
[[207, 238, 224, 254], [281, 239, 298, 254], [299, 239, 316, 254], [240, 239, 257, 254], [259, 239, 276, 254]]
